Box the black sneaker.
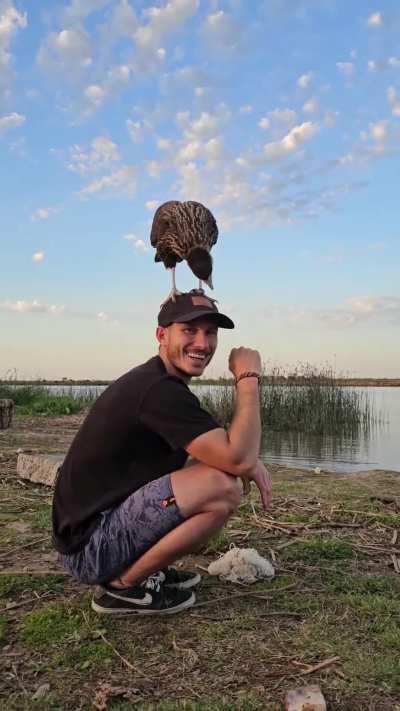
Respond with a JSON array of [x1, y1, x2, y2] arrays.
[[91, 571, 195, 615], [163, 567, 201, 590]]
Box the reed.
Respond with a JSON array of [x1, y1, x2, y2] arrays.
[[194, 364, 376, 435], [0, 383, 96, 416]]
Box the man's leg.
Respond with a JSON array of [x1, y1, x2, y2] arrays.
[[110, 463, 242, 588]]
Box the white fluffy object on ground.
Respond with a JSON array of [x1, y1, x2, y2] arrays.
[[207, 546, 275, 583]]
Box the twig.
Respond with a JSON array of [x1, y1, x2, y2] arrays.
[[299, 656, 341, 675], [81, 610, 149, 679], [193, 582, 298, 608], [1, 591, 52, 612], [390, 555, 400, 574], [0, 536, 49, 560]]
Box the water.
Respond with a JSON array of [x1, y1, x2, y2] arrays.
[[18, 384, 400, 473], [266, 386, 400, 473]]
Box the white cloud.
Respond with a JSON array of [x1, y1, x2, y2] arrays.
[[337, 62, 355, 79], [367, 57, 400, 73], [98, 0, 137, 41], [367, 12, 382, 28], [64, 0, 111, 22], [270, 108, 298, 128], [32, 251, 45, 263], [145, 200, 158, 211], [369, 120, 388, 143], [37, 27, 92, 74], [68, 136, 120, 175], [123, 233, 148, 251], [147, 160, 163, 178], [31, 207, 58, 221], [157, 137, 172, 150], [297, 72, 312, 89], [302, 97, 319, 114], [239, 105, 252, 115], [78, 165, 136, 198], [84, 84, 106, 107], [387, 86, 400, 117], [259, 117, 270, 130], [264, 122, 318, 160], [0, 2, 27, 91], [0, 111, 25, 135], [0, 299, 65, 316], [203, 9, 244, 51], [135, 0, 199, 54], [126, 119, 147, 143], [0, 297, 119, 323]]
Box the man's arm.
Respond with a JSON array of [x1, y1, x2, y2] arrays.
[[186, 347, 261, 477]]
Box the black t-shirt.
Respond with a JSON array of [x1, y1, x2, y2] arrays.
[[52, 356, 219, 554]]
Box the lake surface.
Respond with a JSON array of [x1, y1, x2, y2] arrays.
[[38, 385, 400, 473]]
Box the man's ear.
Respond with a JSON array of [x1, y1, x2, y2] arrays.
[[156, 325, 167, 346]]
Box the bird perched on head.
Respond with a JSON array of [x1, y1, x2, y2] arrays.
[[150, 200, 218, 302]]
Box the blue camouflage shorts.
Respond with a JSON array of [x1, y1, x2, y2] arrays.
[[58, 473, 185, 585]]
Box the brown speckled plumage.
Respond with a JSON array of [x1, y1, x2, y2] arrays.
[[150, 200, 218, 277]]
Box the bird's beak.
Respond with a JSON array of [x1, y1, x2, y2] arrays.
[[205, 274, 213, 289]]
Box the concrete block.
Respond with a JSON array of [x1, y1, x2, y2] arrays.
[[284, 685, 327, 711], [17, 453, 64, 487]]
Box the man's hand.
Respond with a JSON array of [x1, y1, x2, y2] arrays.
[[246, 460, 272, 510], [229, 347, 262, 380]]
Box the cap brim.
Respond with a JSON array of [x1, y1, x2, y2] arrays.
[[174, 309, 234, 329]]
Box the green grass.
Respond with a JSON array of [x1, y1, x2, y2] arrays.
[[0, 383, 96, 416], [56, 640, 112, 671], [0, 614, 7, 643], [283, 537, 354, 564], [0, 574, 65, 598], [31, 503, 52, 531], [22, 603, 82, 648]]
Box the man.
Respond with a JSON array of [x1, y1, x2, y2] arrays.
[[52, 291, 272, 615]]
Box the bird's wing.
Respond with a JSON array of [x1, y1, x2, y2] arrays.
[[150, 200, 180, 248]]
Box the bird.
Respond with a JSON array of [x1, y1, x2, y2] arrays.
[[150, 200, 218, 302]]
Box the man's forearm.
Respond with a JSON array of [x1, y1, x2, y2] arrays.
[[226, 378, 261, 475]]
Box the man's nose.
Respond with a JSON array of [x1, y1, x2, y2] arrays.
[[193, 331, 209, 350]]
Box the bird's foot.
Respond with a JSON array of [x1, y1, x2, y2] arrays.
[[159, 288, 183, 307]]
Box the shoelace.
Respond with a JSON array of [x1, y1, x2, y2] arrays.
[[145, 571, 165, 592]]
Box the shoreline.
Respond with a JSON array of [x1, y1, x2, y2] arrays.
[[2, 377, 400, 387]]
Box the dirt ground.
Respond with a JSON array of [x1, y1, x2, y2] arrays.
[[1, 413, 400, 710]]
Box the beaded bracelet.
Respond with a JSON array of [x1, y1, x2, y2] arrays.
[[235, 371, 261, 385]]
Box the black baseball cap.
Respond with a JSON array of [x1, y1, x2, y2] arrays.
[[158, 291, 234, 329]]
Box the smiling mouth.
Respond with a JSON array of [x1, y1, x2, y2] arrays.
[[185, 352, 208, 364]]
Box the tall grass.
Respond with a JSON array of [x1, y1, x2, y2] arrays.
[[0, 383, 96, 416], [195, 364, 376, 436]]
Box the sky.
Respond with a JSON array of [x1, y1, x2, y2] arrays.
[[1, 0, 399, 380]]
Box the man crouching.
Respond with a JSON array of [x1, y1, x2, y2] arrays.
[[52, 292, 272, 615]]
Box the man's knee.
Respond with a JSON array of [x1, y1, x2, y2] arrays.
[[171, 463, 242, 518], [206, 468, 242, 514]]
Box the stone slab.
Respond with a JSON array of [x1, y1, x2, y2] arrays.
[[17, 453, 65, 487], [284, 685, 327, 711]]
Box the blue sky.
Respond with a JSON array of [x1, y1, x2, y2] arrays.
[[1, 0, 399, 379]]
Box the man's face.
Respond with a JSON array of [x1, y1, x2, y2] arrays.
[[157, 317, 218, 379]]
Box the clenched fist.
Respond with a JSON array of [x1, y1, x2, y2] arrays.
[[229, 347, 261, 380]]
